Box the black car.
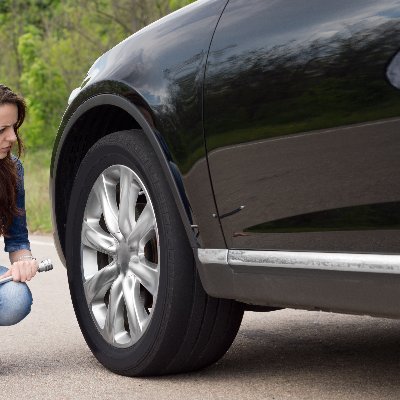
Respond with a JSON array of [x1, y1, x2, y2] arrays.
[[50, 0, 400, 376]]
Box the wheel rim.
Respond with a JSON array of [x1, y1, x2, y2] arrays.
[[80, 164, 160, 347]]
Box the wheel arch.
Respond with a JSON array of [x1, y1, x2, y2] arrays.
[[51, 89, 198, 267]]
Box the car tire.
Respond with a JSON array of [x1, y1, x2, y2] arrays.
[[65, 129, 244, 376]]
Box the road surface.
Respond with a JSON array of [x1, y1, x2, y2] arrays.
[[0, 234, 399, 399]]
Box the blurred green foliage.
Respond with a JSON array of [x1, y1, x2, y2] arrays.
[[0, 0, 194, 232], [0, 0, 195, 149]]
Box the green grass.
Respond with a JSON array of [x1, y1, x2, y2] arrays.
[[21, 148, 52, 234]]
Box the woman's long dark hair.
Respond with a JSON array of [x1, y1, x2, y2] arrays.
[[0, 85, 26, 237]]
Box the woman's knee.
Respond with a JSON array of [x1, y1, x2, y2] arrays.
[[0, 280, 32, 326]]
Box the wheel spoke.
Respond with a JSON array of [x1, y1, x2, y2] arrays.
[[84, 261, 118, 304], [122, 276, 148, 338], [128, 203, 155, 247], [94, 173, 122, 240], [129, 258, 159, 296], [103, 276, 124, 344], [82, 219, 117, 255], [118, 167, 140, 240]]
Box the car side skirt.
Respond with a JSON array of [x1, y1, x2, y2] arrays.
[[197, 249, 400, 318]]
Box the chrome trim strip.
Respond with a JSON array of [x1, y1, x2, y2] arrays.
[[197, 249, 400, 274], [197, 249, 228, 265]]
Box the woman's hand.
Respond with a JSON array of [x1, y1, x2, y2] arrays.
[[0, 259, 38, 282]]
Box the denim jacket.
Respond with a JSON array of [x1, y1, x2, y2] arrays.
[[3, 155, 30, 253]]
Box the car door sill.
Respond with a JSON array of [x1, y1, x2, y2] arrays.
[[196, 249, 400, 318]]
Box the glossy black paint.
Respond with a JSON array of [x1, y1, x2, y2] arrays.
[[52, 0, 400, 263], [75, 0, 226, 174], [204, 0, 400, 253], [51, 0, 229, 255], [244, 201, 400, 234]]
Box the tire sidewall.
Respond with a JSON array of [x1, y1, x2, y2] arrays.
[[66, 133, 178, 374]]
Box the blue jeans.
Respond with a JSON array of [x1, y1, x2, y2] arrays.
[[0, 266, 32, 326]]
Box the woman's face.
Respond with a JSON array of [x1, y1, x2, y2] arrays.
[[0, 103, 18, 160]]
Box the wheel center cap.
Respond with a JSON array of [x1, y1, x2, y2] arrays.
[[117, 241, 131, 271]]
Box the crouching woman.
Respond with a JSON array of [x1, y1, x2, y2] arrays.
[[0, 85, 37, 326]]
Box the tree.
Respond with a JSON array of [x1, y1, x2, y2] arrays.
[[0, 0, 195, 148]]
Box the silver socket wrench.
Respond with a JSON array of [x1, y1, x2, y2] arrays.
[[0, 258, 53, 285]]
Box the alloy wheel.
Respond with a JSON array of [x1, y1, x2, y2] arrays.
[[80, 164, 159, 347]]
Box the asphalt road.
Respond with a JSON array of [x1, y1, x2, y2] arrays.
[[1, 234, 400, 399]]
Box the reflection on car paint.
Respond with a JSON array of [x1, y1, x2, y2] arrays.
[[244, 201, 400, 234], [204, 0, 400, 253]]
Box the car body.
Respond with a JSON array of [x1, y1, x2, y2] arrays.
[[51, 0, 400, 375]]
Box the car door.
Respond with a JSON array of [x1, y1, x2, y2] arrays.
[[204, 0, 400, 253]]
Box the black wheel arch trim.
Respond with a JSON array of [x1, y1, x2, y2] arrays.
[[51, 90, 198, 267]]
